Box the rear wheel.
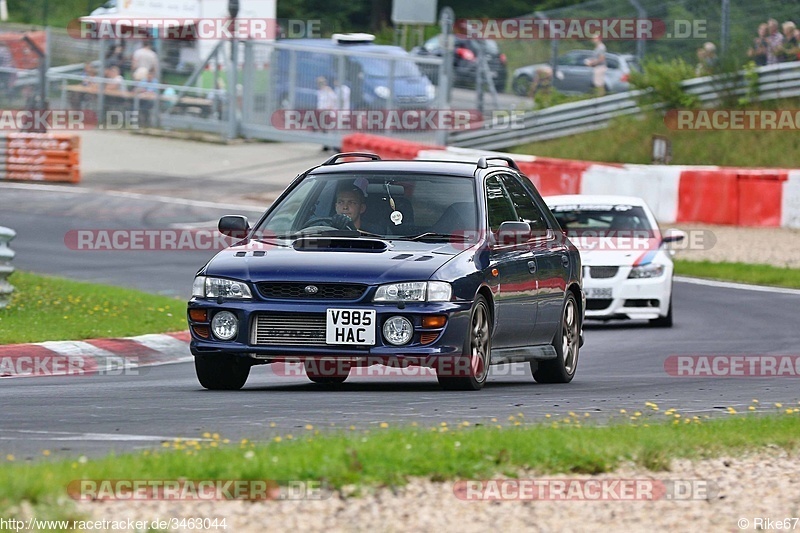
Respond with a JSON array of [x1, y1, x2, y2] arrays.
[[533, 292, 579, 383], [195, 355, 251, 390], [437, 295, 492, 391], [305, 359, 350, 385]]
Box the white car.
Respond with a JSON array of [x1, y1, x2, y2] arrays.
[[545, 195, 685, 327]]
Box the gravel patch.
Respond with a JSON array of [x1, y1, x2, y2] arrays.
[[78, 448, 800, 532], [673, 224, 800, 268]]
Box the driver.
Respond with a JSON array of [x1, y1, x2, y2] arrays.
[[331, 180, 369, 231]]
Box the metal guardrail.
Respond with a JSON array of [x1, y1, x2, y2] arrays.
[[0, 226, 16, 309], [450, 61, 800, 151]]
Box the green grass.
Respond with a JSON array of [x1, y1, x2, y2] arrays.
[[1, 412, 799, 509], [510, 108, 800, 167], [0, 271, 187, 344], [674, 260, 800, 290]]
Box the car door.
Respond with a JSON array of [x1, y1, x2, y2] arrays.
[[484, 175, 537, 348], [501, 173, 569, 344], [556, 51, 591, 93]]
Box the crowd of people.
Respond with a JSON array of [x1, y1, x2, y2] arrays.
[[748, 18, 799, 66]]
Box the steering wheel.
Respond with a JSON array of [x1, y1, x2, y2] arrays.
[[303, 215, 358, 232]]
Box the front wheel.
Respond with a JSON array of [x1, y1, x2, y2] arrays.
[[195, 355, 251, 390], [437, 295, 492, 390], [649, 297, 673, 328], [533, 292, 579, 383]]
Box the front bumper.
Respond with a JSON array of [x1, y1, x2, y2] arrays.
[[188, 298, 473, 362], [584, 271, 671, 321]]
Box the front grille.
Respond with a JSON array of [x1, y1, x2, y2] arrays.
[[586, 299, 613, 311], [589, 266, 619, 279], [251, 313, 326, 346], [257, 282, 366, 301]]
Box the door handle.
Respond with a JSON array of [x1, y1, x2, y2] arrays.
[[527, 260, 537, 274]]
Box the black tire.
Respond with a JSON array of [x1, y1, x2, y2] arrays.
[[533, 292, 580, 384], [437, 295, 492, 391], [649, 297, 673, 328], [512, 74, 532, 96], [195, 355, 251, 390], [304, 359, 350, 385]]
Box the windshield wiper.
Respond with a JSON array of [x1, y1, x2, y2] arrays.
[[404, 232, 474, 242]]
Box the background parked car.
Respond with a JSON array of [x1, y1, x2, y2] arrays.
[[410, 34, 508, 92], [512, 50, 640, 96]]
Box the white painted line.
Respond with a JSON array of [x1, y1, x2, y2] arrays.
[[675, 276, 800, 296], [1, 430, 209, 442], [0, 182, 264, 212], [36, 340, 117, 358], [132, 333, 192, 356]]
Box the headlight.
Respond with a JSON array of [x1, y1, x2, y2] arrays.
[[373, 281, 452, 302], [374, 85, 391, 99], [383, 316, 413, 345], [192, 276, 253, 299], [211, 311, 238, 340], [628, 263, 665, 279]]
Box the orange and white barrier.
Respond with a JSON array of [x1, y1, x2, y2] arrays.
[[0, 133, 81, 184], [341, 134, 800, 228]]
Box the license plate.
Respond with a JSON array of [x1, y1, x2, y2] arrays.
[[586, 287, 613, 299], [326, 309, 376, 345]]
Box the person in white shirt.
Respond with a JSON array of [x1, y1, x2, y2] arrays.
[[132, 40, 160, 79]]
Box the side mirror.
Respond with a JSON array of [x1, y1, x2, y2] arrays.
[[661, 229, 686, 244], [496, 221, 531, 246], [218, 215, 250, 239]]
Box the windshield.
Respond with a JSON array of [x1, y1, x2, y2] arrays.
[[255, 173, 479, 241], [550, 204, 653, 236], [354, 57, 423, 77]]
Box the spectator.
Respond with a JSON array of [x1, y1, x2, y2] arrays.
[[528, 65, 553, 105], [132, 40, 160, 80], [81, 62, 98, 89], [104, 65, 126, 93], [584, 33, 607, 96], [133, 67, 159, 127], [316, 76, 337, 151], [333, 77, 351, 111], [748, 23, 769, 66], [766, 19, 784, 65], [106, 43, 127, 77], [696, 42, 718, 76], [779, 21, 799, 62]]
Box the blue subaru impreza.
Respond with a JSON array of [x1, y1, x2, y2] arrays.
[[188, 153, 584, 390]]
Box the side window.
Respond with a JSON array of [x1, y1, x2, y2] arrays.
[[485, 175, 517, 232], [500, 174, 549, 233]]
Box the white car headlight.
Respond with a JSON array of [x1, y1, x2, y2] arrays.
[[192, 276, 253, 298], [628, 263, 665, 279], [211, 310, 239, 340], [374, 85, 391, 99], [373, 281, 452, 302]]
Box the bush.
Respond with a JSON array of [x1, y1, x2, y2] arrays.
[[629, 57, 700, 109]]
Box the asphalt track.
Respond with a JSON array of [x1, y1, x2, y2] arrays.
[[1, 184, 799, 459]]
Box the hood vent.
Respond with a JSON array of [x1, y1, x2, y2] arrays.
[[293, 237, 387, 253]]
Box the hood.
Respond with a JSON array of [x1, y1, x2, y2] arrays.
[[572, 237, 663, 267], [203, 238, 464, 284]]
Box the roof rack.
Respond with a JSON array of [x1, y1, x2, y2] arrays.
[[476, 156, 520, 171], [321, 152, 382, 165]]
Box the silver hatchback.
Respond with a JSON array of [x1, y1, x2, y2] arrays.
[[512, 50, 640, 96]]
